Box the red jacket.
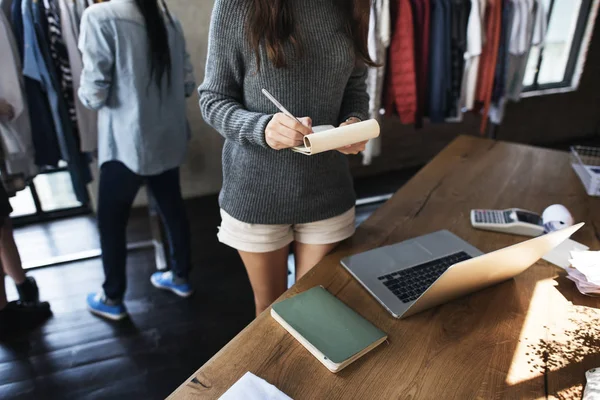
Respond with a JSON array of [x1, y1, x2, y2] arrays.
[[385, 0, 417, 125], [476, 0, 502, 134]]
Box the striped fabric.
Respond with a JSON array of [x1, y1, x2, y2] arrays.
[[43, 0, 79, 141]]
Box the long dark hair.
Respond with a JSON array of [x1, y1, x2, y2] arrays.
[[134, 0, 173, 87], [246, 0, 376, 69]]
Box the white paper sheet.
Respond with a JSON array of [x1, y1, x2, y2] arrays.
[[219, 372, 293, 400]]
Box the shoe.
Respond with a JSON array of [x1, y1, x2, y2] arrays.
[[16, 276, 40, 305], [0, 301, 52, 339], [151, 271, 193, 298], [86, 293, 128, 321]]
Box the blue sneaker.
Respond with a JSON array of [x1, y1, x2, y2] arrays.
[[151, 271, 193, 298], [86, 293, 128, 321]]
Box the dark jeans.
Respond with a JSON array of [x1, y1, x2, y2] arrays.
[[98, 161, 191, 301]]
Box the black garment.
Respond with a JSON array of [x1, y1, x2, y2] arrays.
[[492, 0, 514, 103], [410, 0, 429, 128], [11, 0, 61, 167], [448, 0, 471, 118], [98, 161, 191, 301], [428, 0, 452, 122], [0, 183, 13, 218]]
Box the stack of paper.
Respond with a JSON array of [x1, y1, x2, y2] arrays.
[[565, 251, 600, 296]]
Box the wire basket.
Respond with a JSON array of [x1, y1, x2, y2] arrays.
[[570, 146, 600, 196]]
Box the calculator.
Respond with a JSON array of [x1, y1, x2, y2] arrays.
[[470, 208, 545, 237]]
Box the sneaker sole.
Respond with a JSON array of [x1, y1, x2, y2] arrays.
[[88, 306, 128, 321], [151, 278, 194, 298]]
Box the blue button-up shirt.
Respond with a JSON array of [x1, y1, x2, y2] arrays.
[[78, 0, 195, 176]]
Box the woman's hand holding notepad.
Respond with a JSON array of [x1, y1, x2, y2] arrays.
[[292, 119, 380, 156]]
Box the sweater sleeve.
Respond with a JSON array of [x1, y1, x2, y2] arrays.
[[198, 0, 272, 148], [338, 60, 369, 123]]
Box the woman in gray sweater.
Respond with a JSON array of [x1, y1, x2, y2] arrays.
[[199, 0, 374, 316]]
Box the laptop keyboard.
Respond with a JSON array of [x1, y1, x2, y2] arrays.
[[377, 251, 472, 304]]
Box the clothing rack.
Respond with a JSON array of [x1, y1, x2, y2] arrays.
[[363, 0, 548, 165], [2, 0, 168, 271]]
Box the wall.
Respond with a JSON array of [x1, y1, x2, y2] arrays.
[[122, 1, 600, 207]]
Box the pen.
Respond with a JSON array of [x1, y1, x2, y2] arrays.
[[261, 89, 305, 126]]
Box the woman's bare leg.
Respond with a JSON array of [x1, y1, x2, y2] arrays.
[[239, 246, 290, 317]]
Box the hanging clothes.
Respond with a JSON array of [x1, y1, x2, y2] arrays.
[[491, 0, 514, 104], [461, 0, 486, 111], [427, 0, 452, 122], [0, 8, 36, 179], [385, 0, 417, 125], [505, 0, 546, 100], [22, 0, 91, 203], [447, 0, 472, 119], [487, 0, 515, 124], [489, 0, 546, 123], [363, 0, 391, 166], [475, 0, 502, 134], [410, 0, 430, 128], [11, 0, 62, 167], [43, 0, 80, 147], [75, 0, 87, 25], [58, 0, 98, 153], [1, 0, 11, 17], [22, 0, 69, 159]]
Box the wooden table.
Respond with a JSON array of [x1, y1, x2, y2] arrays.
[[170, 136, 600, 400]]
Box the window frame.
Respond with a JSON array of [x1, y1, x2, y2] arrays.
[[521, 0, 598, 97]]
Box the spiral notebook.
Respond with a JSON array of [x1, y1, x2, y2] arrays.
[[291, 119, 380, 156], [271, 286, 387, 373]]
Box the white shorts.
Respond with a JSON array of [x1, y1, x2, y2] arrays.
[[217, 208, 356, 253]]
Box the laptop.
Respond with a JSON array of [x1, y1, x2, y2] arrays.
[[340, 223, 584, 319]]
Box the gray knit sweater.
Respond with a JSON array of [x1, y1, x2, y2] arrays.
[[198, 0, 369, 224]]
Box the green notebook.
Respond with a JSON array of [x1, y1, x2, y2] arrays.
[[271, 286, 387, 373]]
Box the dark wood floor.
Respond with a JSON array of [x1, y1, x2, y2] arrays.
[[3, 196, 254, 400], [1, 172, 411, 400], [14, 210, 153, 269]]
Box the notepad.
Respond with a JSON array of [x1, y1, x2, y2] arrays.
[[271, 286, 387, 373], [291, 119, 380, 155]]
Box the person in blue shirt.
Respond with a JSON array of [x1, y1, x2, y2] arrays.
[[78, 0, 196, 321]]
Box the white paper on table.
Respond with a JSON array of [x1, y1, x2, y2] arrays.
[[570, 250, 600, 265], [570, 250, 600, 285], [219, 372, 293, 400], [542, 239, 589, 269], [292, 119, 380, 155], [583, 368, 600, 400]]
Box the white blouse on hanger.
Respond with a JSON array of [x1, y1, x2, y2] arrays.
[[461, 0, 487, 111], [0, 9, 36, 178]]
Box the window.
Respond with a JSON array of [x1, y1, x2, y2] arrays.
[[522, 0, 598, 95], [9, 165, 90, 224]]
